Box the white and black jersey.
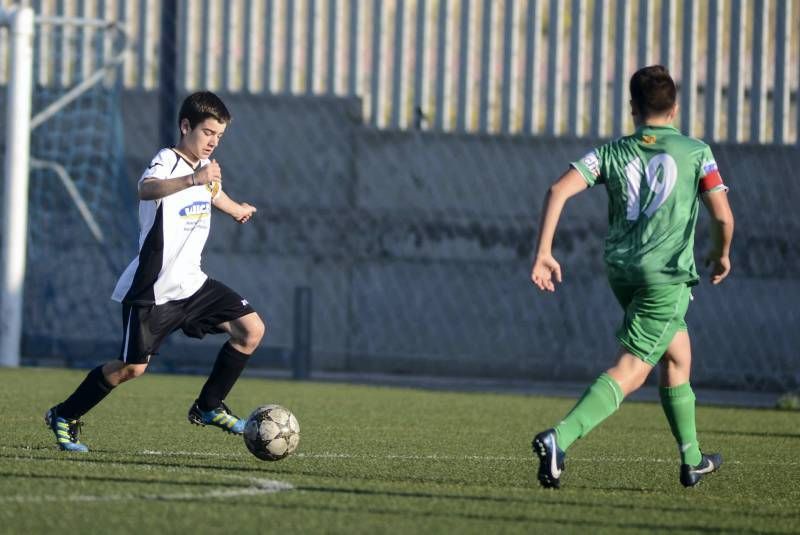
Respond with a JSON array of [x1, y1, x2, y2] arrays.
[[112, 148, 220, 305]]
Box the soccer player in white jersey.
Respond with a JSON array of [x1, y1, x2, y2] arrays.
[[46, 92, 264, 451]]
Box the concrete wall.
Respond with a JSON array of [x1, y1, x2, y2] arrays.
[[20, 90, 799, 391]]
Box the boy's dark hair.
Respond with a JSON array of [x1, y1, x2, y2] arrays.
[[178, 91, 231, 130], [629, 65, 677, 118]]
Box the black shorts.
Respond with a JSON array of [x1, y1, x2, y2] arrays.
[[118, 278, 256, 364]]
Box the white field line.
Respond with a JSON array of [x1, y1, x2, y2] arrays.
[[132, 450, 800, 466], [0, 477, 293, 504]]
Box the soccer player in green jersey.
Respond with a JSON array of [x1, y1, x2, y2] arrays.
[[530, 65, 734, 489]]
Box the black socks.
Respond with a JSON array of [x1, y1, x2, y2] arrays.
[[196, 342, 250, 411], [56, 365, 116, 420]]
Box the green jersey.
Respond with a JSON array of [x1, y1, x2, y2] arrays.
[[571, 125, 727, 286]]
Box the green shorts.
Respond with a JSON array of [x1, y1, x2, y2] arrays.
[[610, 282, 692, 366]]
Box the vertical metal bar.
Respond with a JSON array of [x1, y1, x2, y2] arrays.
[[242, 0, 252, 91], [750, 0, 768, 143], [413, 0, 427, 127], [179, 0, 191, 89], [264, 0, 274, 93], [54, 0, 64, 86], [523, 0, 542, 134], [348, 0, 359, 95], [434, 0, 448, 130], [200, 0, 211, 88], [456, 0, 471, 132], [32, 0, 43, 85], [306, 0, 317, 93], [478, 0, 492, 133], [500, 0, 514, 134], [390, 0, 406, 127], [285, 0, 295, 93], [612, 0, 631, 137], [727, 0, 745, 142], [160, 0, 179, 148], [660, 0, 675, 69], [773, 0, 791, 144], [568, 0, 586, 137], [637, 0, 652, 68], [291, 286, 313, 380], [705, 0, 723, 141], [327, 0, 338, 93], [138, 0, 148, 88], [221, 0, 232, 90], [680, 0, 697, 136], [370, 0, 383, 125], [545, 0, 563, 135], [591, 0, 609, 137], [77, 0, 88, 80]]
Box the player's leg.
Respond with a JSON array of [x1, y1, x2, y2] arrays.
[[45, 303, 166, 451], [532, 350, 643, 488], [181, 279, 264, 434], [533, 283, 687, 488], [196, 311, 265, 412], [659, 330, 722, 486]]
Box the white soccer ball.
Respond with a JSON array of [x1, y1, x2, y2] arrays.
[[243, 404, 300, 461]]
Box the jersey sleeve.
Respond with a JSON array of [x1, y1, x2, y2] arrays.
[[570, 147, 604, 187], [139, 149, 177, 183], [697, 145, 729, 195]]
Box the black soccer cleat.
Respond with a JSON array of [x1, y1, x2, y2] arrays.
[[532, 428, 566, 489], [680, 452, 722, 487]]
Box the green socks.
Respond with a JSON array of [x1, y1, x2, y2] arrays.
[[660, 382, 702, 466], [554, 373, 623, 451]]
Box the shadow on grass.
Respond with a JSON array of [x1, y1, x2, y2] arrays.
[[703, 429, 800, 440], [222, 498, 768, 533], [0, 470, 247, 488]]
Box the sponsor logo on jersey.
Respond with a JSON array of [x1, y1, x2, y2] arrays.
[[642, 134, 656, 144], [179, 201, 211, 219], [581, 151, 601, 177]]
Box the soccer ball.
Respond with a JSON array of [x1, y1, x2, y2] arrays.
[[243, 404, 300, 461]]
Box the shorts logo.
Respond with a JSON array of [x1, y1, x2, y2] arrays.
[[581, 151, 601, 177], [241, 299, 249, 307], [179, 201, 211, 219]]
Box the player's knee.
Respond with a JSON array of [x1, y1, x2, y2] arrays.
[[234, 317, 265, 353], [118, 363, 148, 383]]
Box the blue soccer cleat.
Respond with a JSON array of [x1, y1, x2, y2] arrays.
[[45, 407, 89, 452], [680, 452, 722, 487], [532, 428, 566, 489], [187, 400, 246, 434]]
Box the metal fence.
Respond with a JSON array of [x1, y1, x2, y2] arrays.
[[2, 0, 799, 143]]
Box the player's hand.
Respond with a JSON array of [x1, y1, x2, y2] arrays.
[[192, 159, 222, 186], [705, 253, 730, 285], [233, 202, 257, 224], [531, 253, 562, 292]]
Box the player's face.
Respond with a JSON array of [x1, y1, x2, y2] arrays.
[[181, 118, 227, 160]]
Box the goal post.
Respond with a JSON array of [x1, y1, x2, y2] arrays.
[[0, 6, 34, 368]]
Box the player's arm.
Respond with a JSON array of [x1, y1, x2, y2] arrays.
[[139, 160, 221, 201], [212, 189, 257, 224], [701, 190, 734, 285], [530, 167, 589, 292]]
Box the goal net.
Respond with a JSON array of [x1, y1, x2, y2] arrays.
[[0, 7, 132, 366]]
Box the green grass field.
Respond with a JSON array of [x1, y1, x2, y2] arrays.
[[1, 368, 798, 534]]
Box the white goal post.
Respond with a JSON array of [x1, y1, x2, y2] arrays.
[[0, 6, 34, 368]]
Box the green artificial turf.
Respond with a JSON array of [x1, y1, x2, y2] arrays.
[[1, 367, 798, 534]]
